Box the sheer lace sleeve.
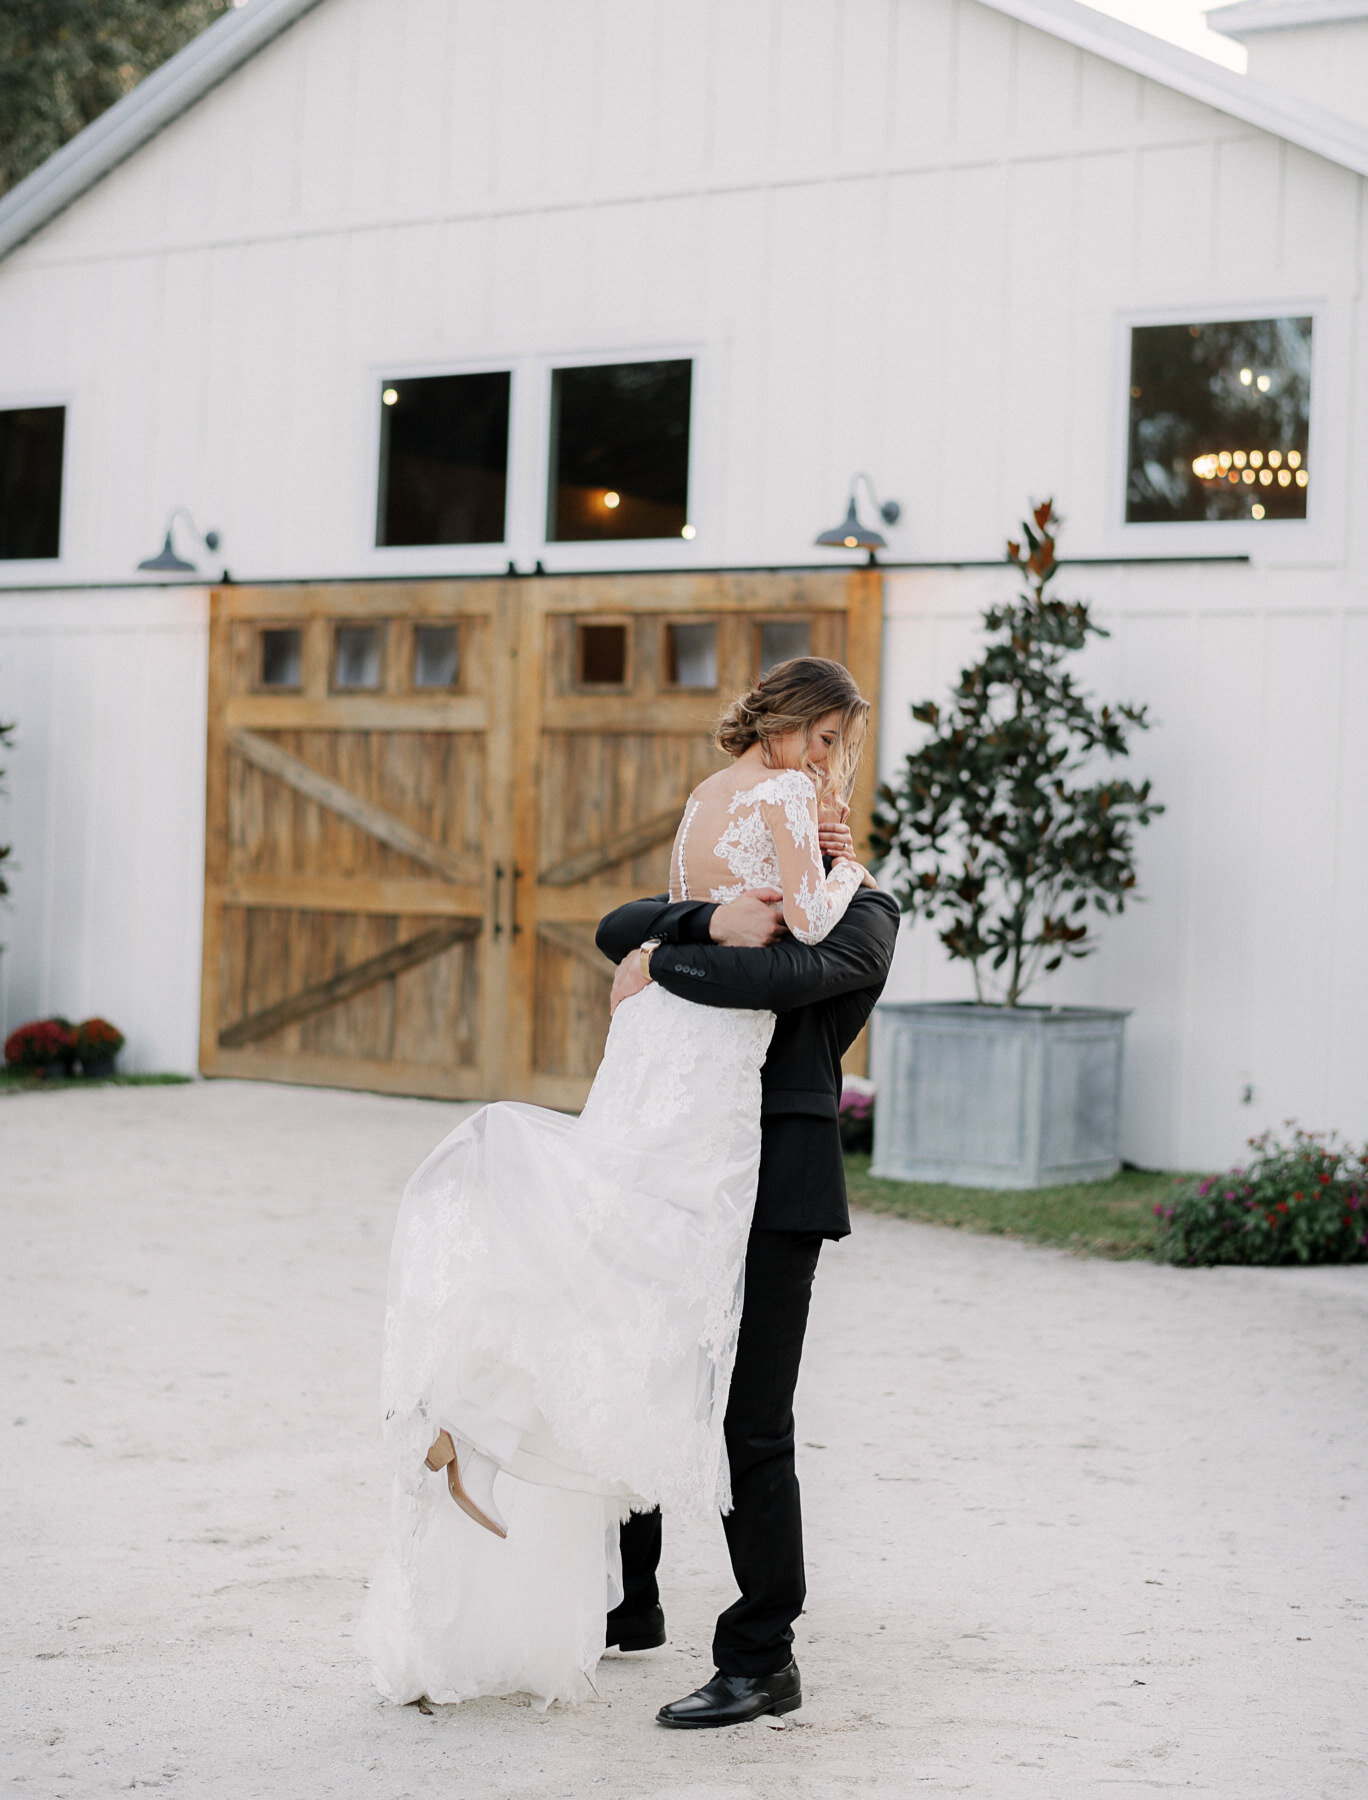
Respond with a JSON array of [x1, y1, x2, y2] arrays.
[[755, 770, 863, 946]]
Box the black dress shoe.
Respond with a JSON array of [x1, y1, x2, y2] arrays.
[[655, 1659, 801, 1728], [605, 1603, 666, 1652]]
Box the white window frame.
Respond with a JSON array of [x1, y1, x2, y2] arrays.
[[359, 342, 709, 577], [533, 342, 707, 574], [1110, 297, 1340, 562], [358, 354, 520, 578], [0, 389, 72, 582]]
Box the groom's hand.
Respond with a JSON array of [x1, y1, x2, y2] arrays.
[[709, 888, 787, 947]]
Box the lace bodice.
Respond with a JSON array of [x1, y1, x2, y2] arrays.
[[669, 767, 862, 945]]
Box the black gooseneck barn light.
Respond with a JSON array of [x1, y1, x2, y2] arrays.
[[815, 472, 902, 562], [138, 508, 223, 575]]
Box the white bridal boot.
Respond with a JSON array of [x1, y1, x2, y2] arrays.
[[424, 1430, 508, 1539]]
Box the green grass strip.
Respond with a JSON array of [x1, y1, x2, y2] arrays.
[[844, 1153, 1194, 1260], [0, 1069, 193, 1094]]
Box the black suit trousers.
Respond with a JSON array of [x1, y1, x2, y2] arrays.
[[611, 1227, 824, 1677]]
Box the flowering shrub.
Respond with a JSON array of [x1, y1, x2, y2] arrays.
[[839, 1078, 875, 1154], [1154, 1127, 1368, 1266], [4, 1018, 79, 1070], [75, 1017, 125, 1065]]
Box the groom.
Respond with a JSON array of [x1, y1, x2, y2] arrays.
[[595, 872, 899, 1727]]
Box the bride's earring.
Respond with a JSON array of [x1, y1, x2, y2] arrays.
[[424, 1430, 508, 1539]]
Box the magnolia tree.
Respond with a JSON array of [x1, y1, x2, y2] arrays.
[[869, 501, 1163, 1007]]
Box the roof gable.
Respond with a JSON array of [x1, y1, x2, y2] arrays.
[[0, 0, 1365, 264]]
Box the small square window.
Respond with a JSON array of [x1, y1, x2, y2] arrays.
[[0, 406, 64, 559], [413, 624, 460, 689], [665, 622, 717, 689], [1126, 318, 1312, 523], [578, 623, 628, 686], [549, 360, 692, 541], [332, 623, 384, 690], [377, 371, 510, 546], [759, 620, 811, 673], [260, 628, 303, 689]]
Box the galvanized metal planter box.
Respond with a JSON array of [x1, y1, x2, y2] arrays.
[[870, 1002, 1129, 1189]]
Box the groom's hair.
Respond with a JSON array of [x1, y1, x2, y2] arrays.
[[715, 657, 869, 804]]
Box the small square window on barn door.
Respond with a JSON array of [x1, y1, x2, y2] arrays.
[[577, 621, 630, 687], [758, 619, 811, 673], [665, 622, 717, 689], [332, 622, 386, 691], [259, 627, 304, 690], [412, 623, 461, 689], [377, 371, 511, 546], [548, 360, 692, 542]]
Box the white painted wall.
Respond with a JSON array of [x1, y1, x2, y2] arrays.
[[0, 590, 208, 1072], [0, 0, 1364, 1160], [1241, 17, 1368, 128], [0, 0, 1361, 582], [880, 563, 1368, 1170]]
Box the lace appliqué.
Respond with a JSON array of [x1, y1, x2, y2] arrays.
[[712, 769, 818, 898]]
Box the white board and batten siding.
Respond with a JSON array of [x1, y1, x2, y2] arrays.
[[0, 589, 208, 1073], [0, 0, 1364, 1168]]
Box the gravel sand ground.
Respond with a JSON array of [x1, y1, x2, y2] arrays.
[[3, 1079, 1366, 1799]]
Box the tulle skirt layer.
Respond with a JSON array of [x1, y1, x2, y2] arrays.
[[359, 985, 775, 1707]]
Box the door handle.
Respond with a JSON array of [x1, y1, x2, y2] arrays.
[[492, 863, 505, 938], [510, 865, 523, 937]]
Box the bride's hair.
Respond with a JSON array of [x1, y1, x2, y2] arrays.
[[715, 656, 869, 802]]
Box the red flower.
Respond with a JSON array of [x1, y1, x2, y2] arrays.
[[1276, 1201, 1289, 1213]]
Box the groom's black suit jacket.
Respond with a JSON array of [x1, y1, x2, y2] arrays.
[[596, 887, 900, 1239]]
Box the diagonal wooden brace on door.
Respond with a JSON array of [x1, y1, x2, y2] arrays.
[[229, 728, 482, 885], [538, 802, 684, 888], [218, 917, 481, 1049]]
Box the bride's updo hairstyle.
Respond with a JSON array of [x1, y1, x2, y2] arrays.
[[715, 656, 869, 803]]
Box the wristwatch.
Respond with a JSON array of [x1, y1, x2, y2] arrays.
[[639, 939, 662, 982]]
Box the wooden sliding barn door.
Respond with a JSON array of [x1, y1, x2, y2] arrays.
[[200, 570, 881, 1106]]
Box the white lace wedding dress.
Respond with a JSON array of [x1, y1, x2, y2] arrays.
[[358, 767, 862, 1708]]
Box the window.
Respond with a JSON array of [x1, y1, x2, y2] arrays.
[[548, 360, 692, 541], [259, 628, 303, 690], [1126, 318, 1312, 523], [332, 623, 384, 690], [758, 620, 810, 673], [0, 405, 65, 559], [578, 623, 628, 686], [377, 372, 510, 546], [665, 622, 717, 689], [413, 624, 460, 689]]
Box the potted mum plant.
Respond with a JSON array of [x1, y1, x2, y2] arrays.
[[4, 1018, 79, 1079], [867, 501, 1163, 1188], [76, 1017, 125, 1079]]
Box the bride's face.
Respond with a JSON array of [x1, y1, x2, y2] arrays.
[[771, 710, 844, 778]]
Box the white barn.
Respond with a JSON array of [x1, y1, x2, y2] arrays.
[[1, 0, 1366, 1171]]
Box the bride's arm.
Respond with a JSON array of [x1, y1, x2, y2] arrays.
[[760, 774, 866, 946]]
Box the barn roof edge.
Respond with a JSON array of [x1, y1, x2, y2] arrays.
[[0, 0, 327, 263], [0, 0, 1366, 267]]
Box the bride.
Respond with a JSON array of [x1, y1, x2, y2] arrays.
[[359, 656, 874, 1709]]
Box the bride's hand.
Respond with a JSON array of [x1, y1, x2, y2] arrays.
[[818, 819, 856, 861], [610, 951, 650, 1016]]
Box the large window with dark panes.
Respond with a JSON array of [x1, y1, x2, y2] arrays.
[[548, 359, 692, 542], [1126, 318, 1312, 524], [376, 371, 511, 546], [0, 406, 65, 559]]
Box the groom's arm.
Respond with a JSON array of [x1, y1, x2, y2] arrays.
[[649, 890, 900, 1014], [595, 896, 716, 964]]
